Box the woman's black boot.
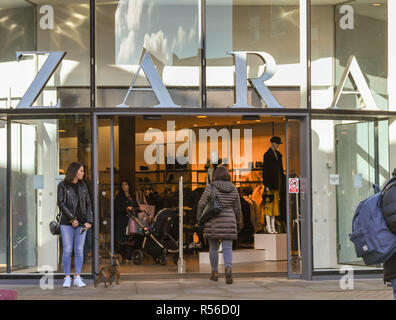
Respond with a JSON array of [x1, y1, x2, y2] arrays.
[[210, 271, 218, 281], [225, 267, 233, 284]]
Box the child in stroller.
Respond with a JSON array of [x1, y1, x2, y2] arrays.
[[125, 207, 152, 263], [125, 207, 179, 266]]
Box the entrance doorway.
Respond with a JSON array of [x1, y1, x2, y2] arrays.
[[97, 115, 303, 277]]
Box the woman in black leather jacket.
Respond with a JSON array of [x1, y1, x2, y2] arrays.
[[57, 162, 93, 288]]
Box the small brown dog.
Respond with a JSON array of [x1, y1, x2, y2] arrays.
[[94, 254, 122, 288]]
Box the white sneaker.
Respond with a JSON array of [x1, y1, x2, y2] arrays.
[[63, 276, 72, 288], [73, 276, 86, 288]]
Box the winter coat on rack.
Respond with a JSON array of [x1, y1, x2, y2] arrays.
[[196, 181, 241, 240], [262, 147, 284, 190]]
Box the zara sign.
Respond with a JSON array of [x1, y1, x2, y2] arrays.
[[15, 48, 377, 110]]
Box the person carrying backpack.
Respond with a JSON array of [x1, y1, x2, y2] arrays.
[[382, 168, 396, 299]]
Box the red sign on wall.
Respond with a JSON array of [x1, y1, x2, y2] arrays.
[[289, 178, 299, 194]]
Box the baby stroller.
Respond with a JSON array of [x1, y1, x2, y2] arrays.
[[126, 207, 179, 266]]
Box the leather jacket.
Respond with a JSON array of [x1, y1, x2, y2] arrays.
[[57, 181, 93, 225]]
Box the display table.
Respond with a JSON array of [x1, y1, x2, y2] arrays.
[[254, 233, 287, 261]]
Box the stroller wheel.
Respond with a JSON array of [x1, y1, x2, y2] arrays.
[[173, 254, 179, 265], [159, 256, 167, 266], [131, 249, 144, 265]]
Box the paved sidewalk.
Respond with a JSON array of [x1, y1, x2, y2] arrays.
[[0, 277, 394, 300]]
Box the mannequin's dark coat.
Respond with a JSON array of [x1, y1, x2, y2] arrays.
[[262, 147, 284, 190]]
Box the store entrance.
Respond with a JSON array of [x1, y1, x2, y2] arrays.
[[97, 115, 302, 277]]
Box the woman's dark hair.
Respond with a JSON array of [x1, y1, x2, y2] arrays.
[[120, 180, 131, 191], [212, 165, 231, 182], [64, 162, 84, 184]]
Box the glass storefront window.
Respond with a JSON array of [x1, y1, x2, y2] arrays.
[[9, 115, 92, 274], [97, 115, 302, 274], [311, 0, 388, 110], [206, 0, 303, 108], [0, 118, 6, 272], [312, 118, 394, 271], [96, 0, 200, 108], [0, 0, 90, 109]]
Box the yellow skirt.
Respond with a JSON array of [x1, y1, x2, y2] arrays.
[[262, 190, 280, 223]]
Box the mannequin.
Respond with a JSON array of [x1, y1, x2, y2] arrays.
[[262, 136, 284, 234]]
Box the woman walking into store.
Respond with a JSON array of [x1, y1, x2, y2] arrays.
[[114, 180, 139, 261], [57, 162, 93, 288], [197, 165, 241, 284]]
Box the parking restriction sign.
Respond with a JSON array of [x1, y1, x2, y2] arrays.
[[289, 178, 299, 193]]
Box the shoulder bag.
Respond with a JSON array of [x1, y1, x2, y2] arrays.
[[49, 184, 67, 236], [198, 184, 222, 230]]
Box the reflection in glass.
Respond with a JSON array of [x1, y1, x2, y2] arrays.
[[311, 0, 388, 110], [0, 1, 90, 109], [206, 0, 300, 108], [96, 0, 200, 107]]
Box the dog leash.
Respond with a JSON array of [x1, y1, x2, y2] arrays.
[[84, 229, 114, 258]]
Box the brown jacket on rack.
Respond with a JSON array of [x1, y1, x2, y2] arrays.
[[251, 185, 265, 231]]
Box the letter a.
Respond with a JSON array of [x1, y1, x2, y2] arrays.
[[330, 55, 378, 110], [340, 5, 354, 30], [40, 5, 54, 30], [118, 49, 180, 108]]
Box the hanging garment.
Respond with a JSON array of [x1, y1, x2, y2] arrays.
[[251, 185, 266, 232]]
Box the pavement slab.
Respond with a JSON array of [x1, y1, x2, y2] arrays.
[[1, 277, 394, 300]]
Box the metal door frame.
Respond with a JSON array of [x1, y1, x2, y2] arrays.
[[92, 113, 313, 279]]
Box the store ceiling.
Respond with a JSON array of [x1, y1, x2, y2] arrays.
[[135, 115, 286, 132]]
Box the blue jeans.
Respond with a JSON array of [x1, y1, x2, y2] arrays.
[[208, 238, 233, 272], [60, 225, 87, 276], [392, 279, 396, 300]]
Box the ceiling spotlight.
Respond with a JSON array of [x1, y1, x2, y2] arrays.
[[196, 115, 207, 119], [242, 115, 260, 121], [143, 115, 162, 120], [372, 3, 382, 6]]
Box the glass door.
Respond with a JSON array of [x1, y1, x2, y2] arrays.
[[8, 116, 92, 274], [286, 119, 302, 277], [335, 120, 389, 266], [10, 120, 38, 272], [0, 119, 6, 273], [97, 117, 118, 264]]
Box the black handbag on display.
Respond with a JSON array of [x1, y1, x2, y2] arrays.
[[49, 185, 66, 236], [263, 189, 274, 204], [198, 184, 222, 230]]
